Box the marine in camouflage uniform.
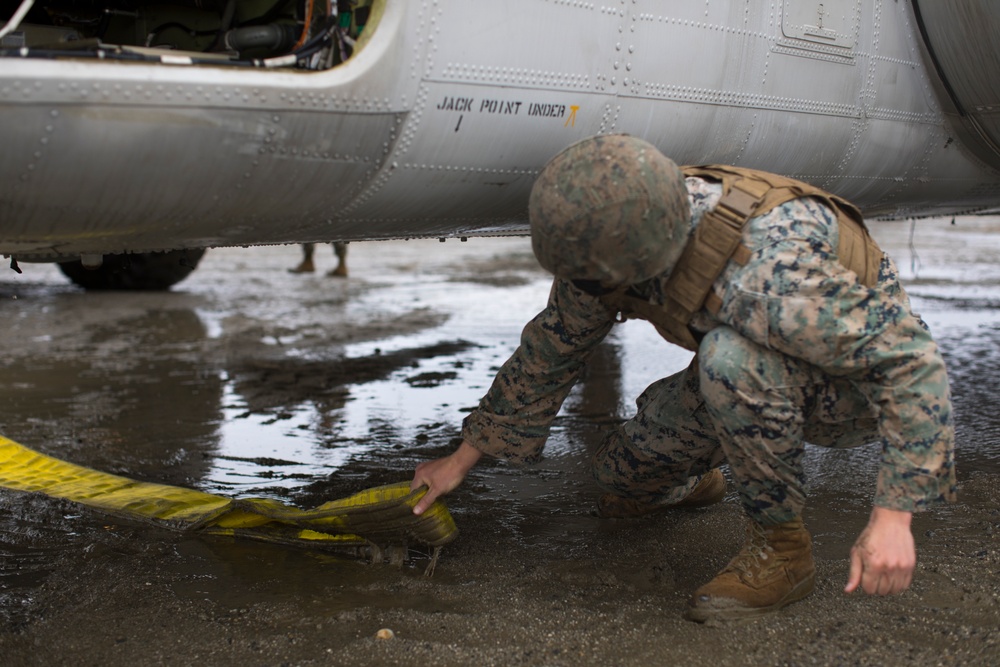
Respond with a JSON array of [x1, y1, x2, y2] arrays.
[[411, 134, 956, 622]]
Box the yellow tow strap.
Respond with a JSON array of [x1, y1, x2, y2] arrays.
[[0, 435, 457, 564]]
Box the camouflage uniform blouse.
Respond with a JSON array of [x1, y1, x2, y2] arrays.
[[461, 177, 957, 513]]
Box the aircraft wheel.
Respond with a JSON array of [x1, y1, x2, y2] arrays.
[[57, 249, 206, 291]]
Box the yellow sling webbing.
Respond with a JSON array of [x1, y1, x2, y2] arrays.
[[0, 435, 457, 567]]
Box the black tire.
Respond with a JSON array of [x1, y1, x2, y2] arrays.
[[58, 249, 206, 291]]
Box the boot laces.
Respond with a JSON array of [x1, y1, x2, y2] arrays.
[[731, 521, 778, 580]]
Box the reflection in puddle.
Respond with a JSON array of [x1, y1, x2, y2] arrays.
[[207, 381, 339, 494], [209, 337, 494, 499], [203, 274, 556, 500]]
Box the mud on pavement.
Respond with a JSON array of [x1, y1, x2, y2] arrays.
[[1, 226, 999, 666]]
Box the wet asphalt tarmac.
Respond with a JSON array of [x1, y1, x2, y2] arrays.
[[0, 220, 998, 666]]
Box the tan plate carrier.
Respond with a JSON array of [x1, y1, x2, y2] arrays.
[[601, 164, 884, 351]]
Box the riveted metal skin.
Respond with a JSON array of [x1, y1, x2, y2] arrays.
[[0, 0, 998, 262]]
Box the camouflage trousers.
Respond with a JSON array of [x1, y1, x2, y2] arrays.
[[591, 213, 953, 525], [592, 332, 879, 526]]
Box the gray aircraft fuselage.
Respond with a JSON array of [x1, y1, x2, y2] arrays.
[[1, 0, 998, 264]]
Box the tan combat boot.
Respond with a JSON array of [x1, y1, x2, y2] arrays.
[[596, 468, 726, 518], [684, 516, 815, 623]]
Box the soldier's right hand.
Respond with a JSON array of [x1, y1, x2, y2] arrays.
[[410, 441, 483, 515]]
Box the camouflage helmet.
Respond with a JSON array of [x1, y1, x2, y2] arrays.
[[529, 134, 690, 286]]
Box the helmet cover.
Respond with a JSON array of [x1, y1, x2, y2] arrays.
[[529, 134, 690, 286]]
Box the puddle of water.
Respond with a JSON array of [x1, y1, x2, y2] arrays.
[[202, 222, 1000, 504], [2, 226, 999, 551], [199, 266, 555, 499], [205, 382, 342, 494]]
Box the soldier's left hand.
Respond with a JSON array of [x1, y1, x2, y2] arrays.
[[845, 506, 915, 595]]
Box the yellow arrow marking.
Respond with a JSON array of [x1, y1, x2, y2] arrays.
[[564, 105, 579, 127]]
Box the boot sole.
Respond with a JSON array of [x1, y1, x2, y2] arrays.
[[683, 571, 816, 623]]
